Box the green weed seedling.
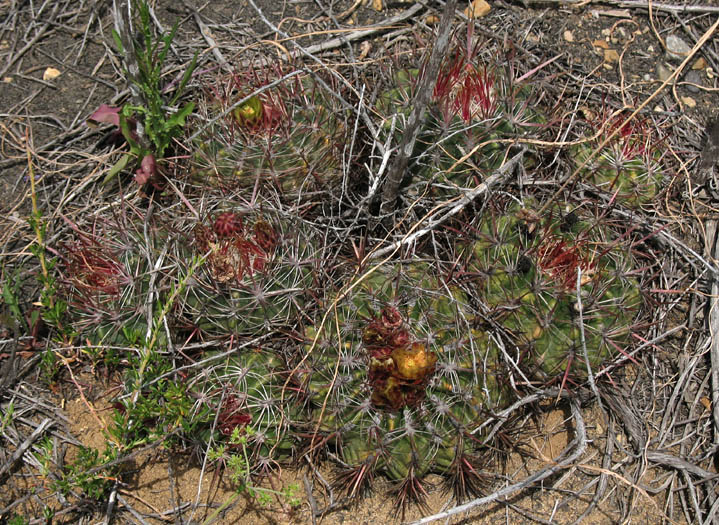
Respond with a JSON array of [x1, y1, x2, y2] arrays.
[[205, 426, 301, 522], [52, 446, 118, 500], [90, 0, 197, 185]]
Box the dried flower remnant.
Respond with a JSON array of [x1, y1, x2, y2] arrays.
[[534, 236, 594, 291], [218, 393, 253, 437], [64, 236, 127, 300], [433, 51, 497, 123], [213, 212, 244, 238], [363, 307, 438, 410], [194, 213, 277, 284]]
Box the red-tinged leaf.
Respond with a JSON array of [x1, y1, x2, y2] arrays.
[[134, 154, 157, 185], [88, 104, 121, 127]]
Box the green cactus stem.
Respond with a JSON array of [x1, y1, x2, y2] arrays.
[[463, 200, 641, 385], [193, 74, 346, 196], [193, 349, 297, 467], [375, 46, 542, 198], [177, 210, 317, 337], [569, 112, 665, 204], [61, 226, 168, 348], [300, 262, 513, 504]]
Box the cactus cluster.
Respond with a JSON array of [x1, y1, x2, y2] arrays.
[[460, 199, 641, 385], [60, 26, 655, 515], [192, 72, 347, 195], [300, 262, 513, 503]]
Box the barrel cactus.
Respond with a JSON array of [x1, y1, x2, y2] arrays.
[[61, 224, 169, 348], [461, 199, 641, 385], [569, 111, 665, 204], [299, 261, 513, 506], [177, 210, 318, 338], [193, 71, 347, 196], [192, 349, 297, 470], [375, 43, 542, 197]]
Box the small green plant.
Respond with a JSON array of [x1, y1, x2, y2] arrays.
[[26, 153, 67, 335], [2, 268, 30, 333], [7, 514, 30, 525], [205, 426, 301, 521], [51, 446, 118, 500], [1, 400, 14, 434], [90, 0, 197, 185], [34, 435, 118, 501]]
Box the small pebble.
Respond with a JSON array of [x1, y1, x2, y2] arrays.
[[684, 70, 702, 93], [681, 96, 697, 108], [693, 57, 707, 70], [656, 63, 672, 82], [666, 34, 692, 62], [42, 67, 60, 81], [604, 49, 620, 63], [563, 30, 574, 43]]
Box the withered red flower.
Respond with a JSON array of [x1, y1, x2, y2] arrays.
[[218, 393, 252, 436], [213, 212, 244, 238], [362, 307, 437, 411], [535, 235, 594, 290], [196, 214, 278, 283], [64, 236, 127, 300]]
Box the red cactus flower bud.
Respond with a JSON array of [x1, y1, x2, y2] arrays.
[[380, 306, 403, 331], [213, 212, 244, 238]]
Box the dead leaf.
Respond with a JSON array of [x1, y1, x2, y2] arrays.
[[604, 49, 620, 63], [42, 67, 61, 81], [465, 0, 491, 19], [425, 14, 439, 24], [700, 396, 711, 411], [372, 0, 382, 11], [693, 57, 707, 70], [681, 96, 697, 108], [592, 39, 610, 49], [579, 106, 596, 120], [358, 41, 371, 61]]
